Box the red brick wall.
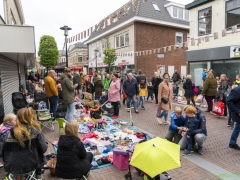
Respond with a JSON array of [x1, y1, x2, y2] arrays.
[[134, 22, 189, 81]]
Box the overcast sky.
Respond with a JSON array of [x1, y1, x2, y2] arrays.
[[21, 0, 193, 53]]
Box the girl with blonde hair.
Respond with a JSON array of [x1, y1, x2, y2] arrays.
[[3, 108, 47, 179], [56, 121, 93, 179], [0, 113, 16, 139]]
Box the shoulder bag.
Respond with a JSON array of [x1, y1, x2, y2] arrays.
[[161, 83, 170, 104]]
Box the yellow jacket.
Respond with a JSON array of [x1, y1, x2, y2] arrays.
[[139, 84, 148, 97], [44, 76, 58, 97]]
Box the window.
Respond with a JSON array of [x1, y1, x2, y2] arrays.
[[176, 32, 183, 45], [115, 32, 129, 48], [78, 56, 82, 62], [178, 8, 183, 19], [153, 4, 160, 11], [173, 7, 178, 17], [198, 7, 212, 36], [225, 0, 240, 30], [102, 39, 105, 51], [187, 33, 190, 42], [185, 10, 189, 20], [172, 6, 189, 20], [0, 0, 6, 22]]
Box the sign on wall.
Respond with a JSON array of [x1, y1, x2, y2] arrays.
[[194, 68, 203, 87], [230, 45, 240, 58]]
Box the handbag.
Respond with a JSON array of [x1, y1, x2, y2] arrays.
[[161, 83, 170, 104]]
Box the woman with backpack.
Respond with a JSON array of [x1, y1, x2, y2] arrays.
[[202, 71, 217, 112], [153, 73, 162, 104], [183, 75, 195, 106]]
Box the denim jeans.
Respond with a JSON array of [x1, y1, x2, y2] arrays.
[[140, 96, 145, 107], [65, 102, 76, 121], [49, 96, 59, 121], [160, 110, 168, 121], [147, 95, 154, 101], [127, 95, 137, 111], [230, 122, 240, 145]]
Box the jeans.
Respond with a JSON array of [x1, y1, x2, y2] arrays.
[[65, 102, 76, 121], [160, 110, 168, 121], [49, 96, 59, 121], [140, 96, 145, 107], [165, 130, 182, 144], [223, 100, 228, 116], [127, 95, 137, 111], [147, 95, 154, 101], [187, 136, 194, 151], [178, 133, 207, 150], [230, 122, 240, 145], [205, 96, 215, 112], [228, 109, 234, 126], [111, 101, 119, 116]]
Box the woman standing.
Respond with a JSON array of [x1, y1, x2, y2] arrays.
[[94, 75, 104, 100], [157, 73, 173, 124], [3, 108, 47, 179], [201, 72, 217, 112], [153, 73, 163, 104], [56, 121, 93, 179], [217, 74, 229, 116], [108, 73, 120, 119], [183, 75, 195, 106]]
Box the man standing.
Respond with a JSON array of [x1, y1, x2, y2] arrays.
[[123, 73, 139, 113], [103, 74, 111, 93], [44, 70, 58, 123], [227, 86, 240, 150], [91, 71, 98, 84], [61, 68, 78, 121], [172, 70, 181, 96], [73, 71, 81, 95], [151, 72, 157, 85], [136, 69, 146, 85]]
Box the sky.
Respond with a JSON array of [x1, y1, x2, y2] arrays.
[[21, 0, 193, 53]]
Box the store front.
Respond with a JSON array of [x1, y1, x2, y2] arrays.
[[187, 45, 240, 87]]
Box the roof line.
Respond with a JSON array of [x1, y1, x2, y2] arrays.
[[85, 16, 189, 44]]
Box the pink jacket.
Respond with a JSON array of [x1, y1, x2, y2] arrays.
[[108, 78, 120, 102]]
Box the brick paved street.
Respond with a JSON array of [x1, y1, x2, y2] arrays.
[[1, 96, 240, 179]]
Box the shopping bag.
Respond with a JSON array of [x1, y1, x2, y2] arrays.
[[213, 100, 225, 116], [195, 94, 203, 103], [156, 104, 162, 118]]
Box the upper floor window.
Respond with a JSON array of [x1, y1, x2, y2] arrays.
[[198, 7, 212, 36], [176, 32, 183, 45], [226, 0, 240, 30], [0, 0, 6, 22], [102, 39, 105, 51], [115, 32, 129, 49], [153, 4, 160, 11], [173, 6, 189, 20]]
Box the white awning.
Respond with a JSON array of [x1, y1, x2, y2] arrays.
[[0, 25, 36, 67]]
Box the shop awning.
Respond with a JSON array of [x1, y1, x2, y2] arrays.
[[0, 25, 35, 67], [71, 66, 83, 71]]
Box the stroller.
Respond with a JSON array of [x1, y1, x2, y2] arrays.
[[101, 101, 114, 117], [12, 92, 28, 114]]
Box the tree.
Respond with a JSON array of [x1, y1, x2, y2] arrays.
[[103, 48, 117, 73], [38, 35, 59, 71]]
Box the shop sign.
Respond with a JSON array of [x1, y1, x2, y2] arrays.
[[230, 45, 240, 58], [98, 62, 107, 67], [118, 60, 129, 66]]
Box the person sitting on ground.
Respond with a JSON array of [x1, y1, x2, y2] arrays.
[[34, 82, 44, 93], [165, 107, 185, 144], [182, 105, 200, 156], [2, 108, 47, 179], [90, 100, 102, 120], [0, 113, 17, 139], [56, 121, 93, 179]]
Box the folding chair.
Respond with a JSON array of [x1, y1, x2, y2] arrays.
[[7, 169, 42, 180], [37, 109, 54, 131]]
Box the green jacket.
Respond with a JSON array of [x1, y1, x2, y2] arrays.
[[202, 78, 217, 96], [103, 78, 111, 91], [61, 73, 75, 105]]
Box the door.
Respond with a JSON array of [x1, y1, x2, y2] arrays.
[[181, 66, 187, 77], [168, 66, 174, 77]]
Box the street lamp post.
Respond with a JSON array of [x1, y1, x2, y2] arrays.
[[94, 49, 98, 71], [60, 25, 72, 68]]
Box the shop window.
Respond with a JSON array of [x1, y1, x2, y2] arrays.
[[198, 7, 212, 36], [176, 32, 183, 45], [115, 32, 129, 49], [225, 0, 240, 30]]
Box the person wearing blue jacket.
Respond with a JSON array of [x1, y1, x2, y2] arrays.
[[227, 86, 240, 150], [165, 107, 185, 144]]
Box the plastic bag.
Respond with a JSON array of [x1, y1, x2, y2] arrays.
[[213, 100, 225, 116], [195, 95, 203, 103]]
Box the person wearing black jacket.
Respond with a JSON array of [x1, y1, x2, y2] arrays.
[[227, 86, 240, 150], [56, 121, 93, 179], [73, 71, 81, 95], [172, 70, 181, 95], [183, 75, 195, 106], [123, 73, 139, 113], [217, 74, 229, 116], [153, 73, 162, 104]]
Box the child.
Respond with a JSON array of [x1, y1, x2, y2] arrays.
[[173, 84, 178, 97], [147, 82, 154, 102], [99, 91, 108, 104], [165, 107, 185, 144], [182, 105, 199, 156], [56, 121, 93, 179], [90, 100, 102, 120], [0, 113, 17, 139], [139, 79, 148, 110], [235, 74, 240, 86]]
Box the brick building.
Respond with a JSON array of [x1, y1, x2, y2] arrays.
[[86, 0, 189, 80]]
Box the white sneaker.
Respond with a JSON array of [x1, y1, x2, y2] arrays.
[[127, 108, 130, 112], [157, 118, 162, 124]]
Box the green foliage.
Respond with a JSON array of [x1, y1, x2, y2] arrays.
[[38, 35, 59, 70], [103, 48, 117, 72]]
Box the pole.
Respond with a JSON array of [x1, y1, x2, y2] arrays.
[[65, 36, 68, 68], [95, 55, 97, 71]]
